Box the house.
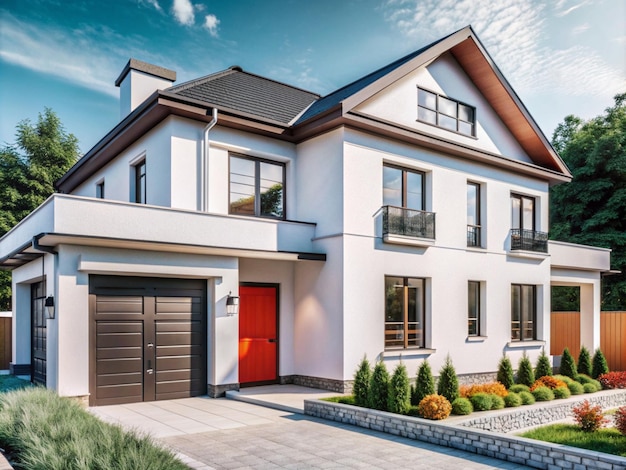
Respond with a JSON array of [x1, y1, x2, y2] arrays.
[[0, 26, 612, 406]]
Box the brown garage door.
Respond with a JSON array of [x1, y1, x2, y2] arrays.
[[89, 276, 206, 406]]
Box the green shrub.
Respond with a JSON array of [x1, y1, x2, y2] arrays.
[[353, 356, 371, 407], [437, 355, 459, 403], [575, 374, 601, 392], [532, 385, 555, 401], [592, 349, 609, 379], [577, 346, 592, 376], [583, 383, 597, 394], [590, 379, 602, 391], [535, 349, 553, 378], [368, 361, 390, 411], [568, 381, 584, 395], [504, 392, 522, 407], [388, 363, 411, 414], [323, 396, 356, 405], [553, 386, 571, 399], [559, 348, 577, 379], [553, 374, 575, 386], [519, 390, 535, 405], [496, 355, 514, 390], [451, 397, 473, 415], [469, 392, 493, 411], [516, 352, 535, 387], [508, 384, 530, 394], [0, 388, 188, 470], [490, 394, 505, 410], [412, 360, 435, 406]]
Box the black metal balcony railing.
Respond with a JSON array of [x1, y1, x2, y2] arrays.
[[382, 205, 435, 240], [510, 228, 548, 253], [467, 225, 481, 247]]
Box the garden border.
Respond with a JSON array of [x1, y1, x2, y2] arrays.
[[305, 390, 626, 470]]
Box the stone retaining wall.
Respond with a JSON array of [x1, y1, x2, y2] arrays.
[[305, 391, 626, 470]]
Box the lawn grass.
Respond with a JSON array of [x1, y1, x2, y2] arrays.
[[322, 395, 356, 405], [0, 387, 190, 469], [0, 375, 32, 393], [521, 424, 626, 457]]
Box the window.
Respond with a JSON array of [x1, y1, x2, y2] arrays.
[[467, 182, 481, 247], [383, 165, 424, 210], [229, 154, 284, 218], [133, 160, 146, 204], [511, 284, 536, 341], [417, 87, 475, 136], [385, 276, 425, 349], [96, 180, 105, 199], [468, 281, 480, 336], [511, 194, 535, 231]]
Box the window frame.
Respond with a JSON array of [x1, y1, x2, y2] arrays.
[[96, 180, 105, 199], [383, 164, 425, 211], [228, 153, 286, 220], [133, 159, 146, 204], [384, 276, 426, 350], [417, 87, 476, 137], [511, 284, 537, 341], [467, 181, 481, 247], [468, 280, 481, 337], [511, 193, 535, 231]]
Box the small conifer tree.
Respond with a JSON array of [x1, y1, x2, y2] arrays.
[[559, 347, 577, 379], [591, 349, 609, 379], [535, 348, 553, 379], [388, 363, 411, 414], [368, 361, 390, 411], [412, 360, 435, 405], [577, 346, 592, 376], [437, 355, 459, 403], [516, 352, 535, 387], [496, 355, 514, 390], [353, 355, 371, 407]]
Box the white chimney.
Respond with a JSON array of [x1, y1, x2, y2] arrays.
[[115, 59, 176, 119]]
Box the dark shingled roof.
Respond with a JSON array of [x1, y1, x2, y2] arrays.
[[168, 67, 320, 126]]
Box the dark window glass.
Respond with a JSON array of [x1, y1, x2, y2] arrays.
[[230, 155, 284, 219], [96, 181, 105, 199], [511, 194, 535, 231], [417, 87, 476, 136], [383, 165, 424, 210], [467, 182, 481, 247], [385, 276, 425, 349], [468, 281, 480, 336], [134, 160, 146, 204], [511, 284, 536, 341]]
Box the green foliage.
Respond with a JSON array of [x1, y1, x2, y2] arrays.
[[519, 391, 535, 405], [550, 94, 626, 310], [469, 392, 492, 411], [353, 356, 371, 407], [0, 108, 79, 310], [532, 386, 555, 402], [592, 349, 609, 379], [387, 363, 411, 414], [368, 361, 390, 411], [451, 397, 473, 415], [568, 381, 585, 395], [412, 360, 435, 406], [583, 383, 597, 394], [496, 355, 514, 390], [504, 392, 522, 408], [553, 386, 571, 399], [535, 349, 553, 379], [521, 424, 625, 457], [508, 384, 530, 394], [577, 347, 592, 376], [516, 352, 535, 387], [551, 286, 580, 312], [489, 394, 505, 410], [575, 374, 600, 391], [559, 348, 578, 379], [0, 388, 188, 469], [436, 355, 459, 403]]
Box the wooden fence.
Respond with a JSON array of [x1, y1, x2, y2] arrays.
[[0, 316, 11, 370], [550, 311, 626, 371]]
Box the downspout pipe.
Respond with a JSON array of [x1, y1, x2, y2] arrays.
[[203, 108, 218, 212]]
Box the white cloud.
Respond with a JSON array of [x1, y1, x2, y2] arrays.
[[140, 0, 162, 12], [203, 14, 220, 37], [554, 0, 591, 17], [383, 0, 625, 98], [572, 23, 590, 35], [172, 0, 195, 26]]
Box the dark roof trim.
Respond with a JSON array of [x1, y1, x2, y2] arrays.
[[115, 58, 176, 87]]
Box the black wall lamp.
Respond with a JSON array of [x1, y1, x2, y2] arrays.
[[45, 296, 55, 319], [226, 292, 239, 316]]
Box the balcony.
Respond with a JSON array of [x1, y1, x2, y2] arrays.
[[510, 228, 548, 253], [467, 225, 481, 248], [382, 205, 435, 247]]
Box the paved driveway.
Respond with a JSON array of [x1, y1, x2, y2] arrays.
[[91, 397, 530, 470]]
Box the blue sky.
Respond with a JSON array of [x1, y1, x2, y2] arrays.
[[1, 0, 624, 155]]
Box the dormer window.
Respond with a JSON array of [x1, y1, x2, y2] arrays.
[[417, 87, 475, 136]]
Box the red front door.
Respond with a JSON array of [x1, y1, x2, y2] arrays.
[[238, 286, 278, 384]]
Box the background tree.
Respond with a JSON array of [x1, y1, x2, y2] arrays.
[[0, 108, 79, 310], [550, 94, 626, 310]]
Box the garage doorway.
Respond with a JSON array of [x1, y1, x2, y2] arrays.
[[89, 276, 206, 406]]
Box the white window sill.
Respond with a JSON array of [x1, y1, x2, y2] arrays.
[[466, 336, 487, 343], [383, 348, 436, 358], [506, 340, 546, 348], [507, 250, 549, 261], [383, 234, 435, 248]]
